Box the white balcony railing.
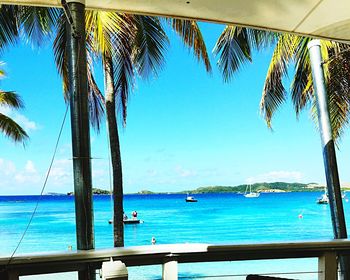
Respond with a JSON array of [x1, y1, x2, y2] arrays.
[[1, 239, 350, 279]]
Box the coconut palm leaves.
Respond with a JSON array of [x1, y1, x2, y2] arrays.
[[18, 6, 60, 46], [0, 91, 27, 143], [260, 34, 350, 141], [0, 75, 28, 143], [169, 18, 211, 73], [322, 45, 350, 140], [213, 26, 275, 82], [0, 6, 19, 50], [214, 25, 350, 141], [53, 11, 106, 130]]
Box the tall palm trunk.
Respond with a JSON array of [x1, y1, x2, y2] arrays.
[[104, 54, 124, 247]]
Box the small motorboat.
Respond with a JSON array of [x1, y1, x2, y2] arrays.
[[124, 218, 141, 224], [185, 195, 197, 202], [108, 218, 142, 224]]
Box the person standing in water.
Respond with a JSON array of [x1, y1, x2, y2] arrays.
[[151, 236, 156, 245]]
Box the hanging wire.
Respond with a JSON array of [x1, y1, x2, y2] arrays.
[[4, 103, 70, 268]]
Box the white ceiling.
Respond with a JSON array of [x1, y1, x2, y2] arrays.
[[1, 0, 349, 42]]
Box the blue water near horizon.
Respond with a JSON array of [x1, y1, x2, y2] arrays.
[[0, 192, 347, 279]]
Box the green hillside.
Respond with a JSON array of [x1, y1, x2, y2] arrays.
[[178, 182, 325, 194]]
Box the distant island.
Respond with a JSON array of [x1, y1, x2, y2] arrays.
[[64, 182, 350, 196], [177, 182, 326, 194], [67, 188, 111, 196], [136, 182, 345, 194]]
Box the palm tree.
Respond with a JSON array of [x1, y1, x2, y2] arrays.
[[84, 13, 212, 247], [53, 9, 212, 247], [0, 67, 28, 143], [213, 26, 350, 141]]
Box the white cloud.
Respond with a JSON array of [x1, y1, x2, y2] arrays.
[[146, 169, 158, 177], [25, 160, 36, 173], [246, 170, 303, 184], [49, 159, 73, 186], [0, 158, 41, 190], [175, 165, 197, 178], [14, 114, 38, 131], [0, 158, 16, 175], [0, 105, 39, 132]]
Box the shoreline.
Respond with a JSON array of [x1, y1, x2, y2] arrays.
[[1, 190, 346, 197]]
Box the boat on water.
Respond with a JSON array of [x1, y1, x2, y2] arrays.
[[244, 185, 260, 198], [317, 193, 329, 204], [317, 187, 329, 204], [109, 211, 142, 224], [316, 189, 348, 204], [108, 218, 142, 224], [185, 194, 198, 202]]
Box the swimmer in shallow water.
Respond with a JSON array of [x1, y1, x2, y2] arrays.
[[151, 236, 156, 245]]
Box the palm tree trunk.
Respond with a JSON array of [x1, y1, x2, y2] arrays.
[[104, 54, 124, 247]]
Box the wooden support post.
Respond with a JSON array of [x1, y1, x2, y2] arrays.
[[8, 271, 19, 280], [65, 0, 95, 279], [162, 255, 178, 280], [318, 252, 337, 280], [0, 271, 18, 280]]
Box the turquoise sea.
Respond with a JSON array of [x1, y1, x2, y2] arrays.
[[0, 192, 348, 279]]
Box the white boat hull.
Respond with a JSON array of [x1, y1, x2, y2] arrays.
[[244, 192, 260, 198]]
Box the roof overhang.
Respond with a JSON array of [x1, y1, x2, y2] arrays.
[[0, 0, 349, 43]]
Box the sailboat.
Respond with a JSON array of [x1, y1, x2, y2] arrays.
[[244, 184, 260, 198], [317, 188, 329, 204]]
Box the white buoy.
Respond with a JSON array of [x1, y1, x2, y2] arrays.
[[101, 259, 128, 280]]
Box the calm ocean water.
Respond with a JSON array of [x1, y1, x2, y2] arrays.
[[0, 192, 348, 279]]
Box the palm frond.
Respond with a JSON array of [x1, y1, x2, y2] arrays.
[[170, 18, 211, 73], [260, 34, 297, 127], [323, 45, 350, 141], [54, 13, 105, 131], [53, 13, 69, 99], [213, 26, 254, 82], [113, 32, 135, 125], [19, 6, 60, 46], [86, 11, 126, 57], [0, 5, 19, 50], [133, 15, 168, 78], [0, 112, 28, 143], [245, 28, 277, 50], [290, 37, 313, 116], [86, 48, 105, 132], [0, 91, 24, 108]]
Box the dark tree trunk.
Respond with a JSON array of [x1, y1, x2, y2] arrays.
[[104, 55, 124, 247]]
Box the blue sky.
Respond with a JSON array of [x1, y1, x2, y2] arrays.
[[1, 22, 350, 195]]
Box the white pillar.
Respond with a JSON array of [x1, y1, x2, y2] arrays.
[[162, 258, 178, 280]]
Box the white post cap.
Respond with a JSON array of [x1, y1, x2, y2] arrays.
[[65, 0, 85, 4], [101, 260, 128, 280], [307, 39, 321, 50]]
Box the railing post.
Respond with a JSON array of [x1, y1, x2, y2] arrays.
[[0, 271, 19, 280], [318, 252, 337, 280], [162, 255, 178, 280]]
